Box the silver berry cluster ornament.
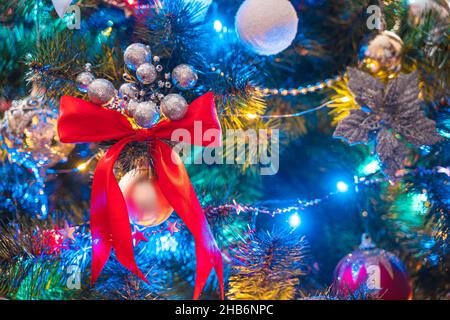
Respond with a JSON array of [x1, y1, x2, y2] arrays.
[[76, 63, 95, 93], [75, 42, 200, 128], [172, 64, 198, 90], [136, 63, 157, 84], [124, 43, 151, 71], [76, 73, 95, 93], [133, 101, 160, 128], [118, 83, 139, 100], [161, 94, 188, 121], [88, 78, 116, 106], [126, 99, 139, 117]]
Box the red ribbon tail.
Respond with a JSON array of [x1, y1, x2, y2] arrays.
[[193, 243, 224, 300], [217, 252, 225, 299], [153, 141, 224, 299], [90, 151, 113, 285], [91, 239, 111, 286], [90, 137, 148, 285]]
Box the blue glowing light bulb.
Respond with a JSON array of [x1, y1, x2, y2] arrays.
[[362, 160, 380, 175], [337, 181, 349, 193], [288, 213, 301, 228], [416, 192, 428, 203], [214, 20, 223, 32]]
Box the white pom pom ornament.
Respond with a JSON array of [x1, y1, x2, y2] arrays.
[[235, 0, 299, 56]]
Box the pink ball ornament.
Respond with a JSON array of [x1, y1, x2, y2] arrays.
[[119, 168, 173, 227], [333, 234, 413, 300]]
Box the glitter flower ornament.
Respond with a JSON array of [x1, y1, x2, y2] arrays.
[[333, 68, 442, 178]]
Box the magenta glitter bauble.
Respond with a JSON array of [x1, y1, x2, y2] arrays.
[[333, 235, 413, 300]]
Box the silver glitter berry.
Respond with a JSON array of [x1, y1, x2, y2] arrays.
[[158, 81, 165, 88], [118, 83, 139, 100], [160, 94, 188, 121], [126, 99, 139, 117], [156, 65, 163, 72], [87, 78, 116, 106], [172, 64, 198, 90], [136, 63, 157, 85], [124, 43, 151, 71], [76, 72, 95, 93], [133, 101, 160, 128], [165, 82, 172, 89]]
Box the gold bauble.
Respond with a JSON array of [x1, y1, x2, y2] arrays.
[[361, 31, 404, 79]]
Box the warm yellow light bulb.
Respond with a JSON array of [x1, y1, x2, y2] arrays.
[[77, 163, 88, 171], [340, 96, 352, 103], [102, 27, 113, 37]]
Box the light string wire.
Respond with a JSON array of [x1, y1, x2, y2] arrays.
[[241, 100, 333, 120], [46, 153, 100, 174]]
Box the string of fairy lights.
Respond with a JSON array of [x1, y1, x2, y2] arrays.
[[254, 74, 343, 97], [27, 160, 446, 256], [53, 164, 448, 236], [205, 164, 448, 229]]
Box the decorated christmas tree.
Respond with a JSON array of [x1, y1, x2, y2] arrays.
[[0, 0, 448, 302]]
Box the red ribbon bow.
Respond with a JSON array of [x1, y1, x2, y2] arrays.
[[58, 92, 224, 299]]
